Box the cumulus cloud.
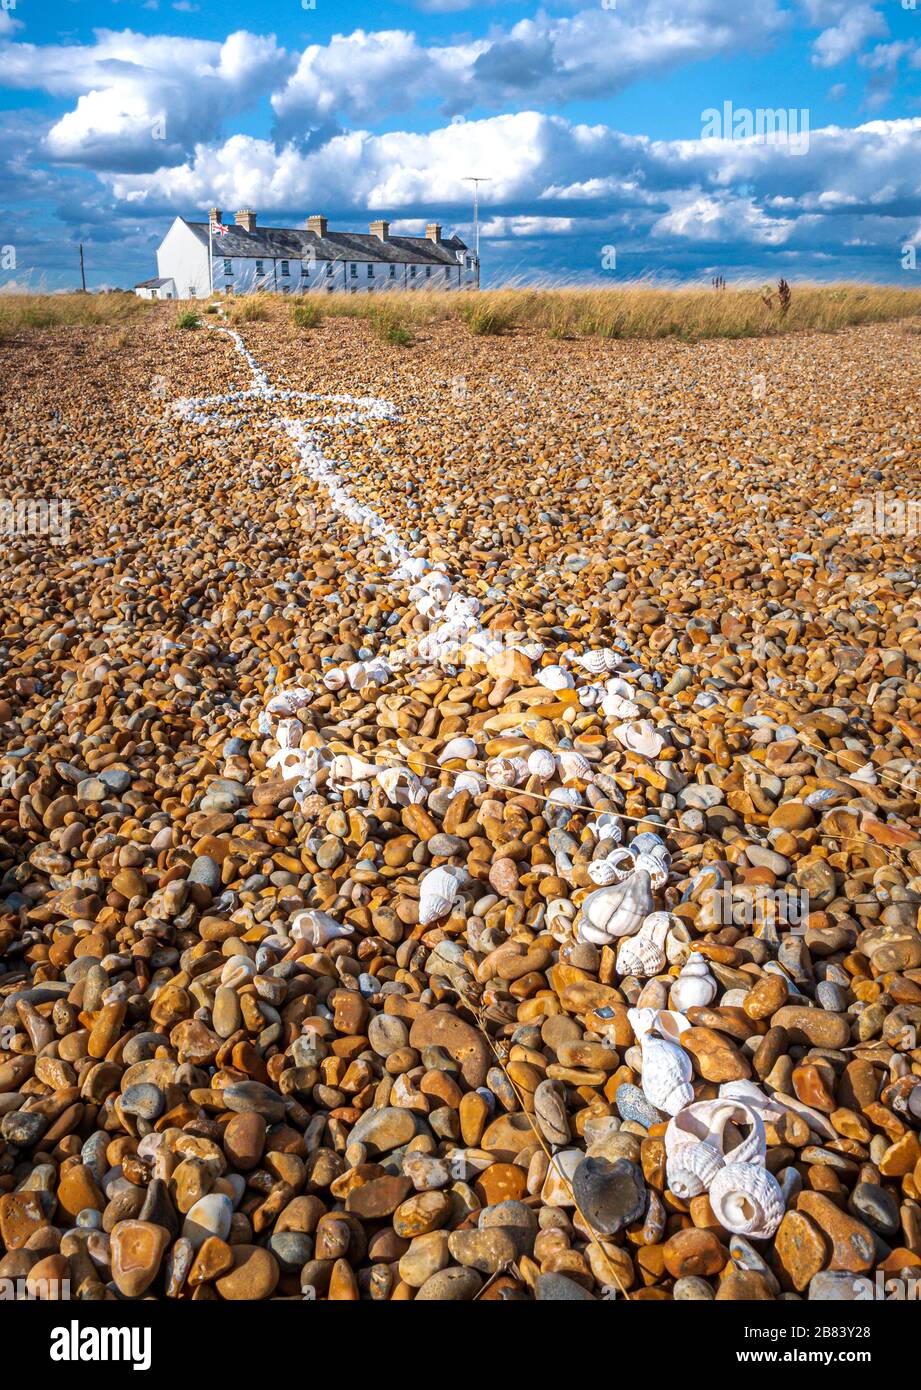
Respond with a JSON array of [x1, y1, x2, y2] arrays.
[[272, 2, 787, 133], [809, 3, 888, 67], [0, 29, 292, 170]]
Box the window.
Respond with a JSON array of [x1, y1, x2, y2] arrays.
[[255, 260, 264, 276], [389, 265, 396, 278], [188, 286, 195, 297], [350, 263, 357, 277], [367, 263, 374, 277], [445, 266, 450, 278], [223, 259, 232, 276], [425, 266, 432, 278], [410, 266, 417, 278], [465, 256, 471, 269], [281, 261, 289, 276], [326, 263, 334, 276], [327, 285, 334, 293]]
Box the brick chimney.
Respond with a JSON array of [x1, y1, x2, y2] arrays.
[[235, 208, 256, 232], [209, 207, 222, 225], [307, 214, 328, 237], [426, 223, 442, 244], [370, 220, 390, 241]]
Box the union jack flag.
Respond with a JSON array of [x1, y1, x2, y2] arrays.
[[210, 219, 228, 236]]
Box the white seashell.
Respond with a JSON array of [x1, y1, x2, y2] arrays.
[[574, 647, 619, 675], [586, 812, 623, 845], [605, 677, 635, 700], [578, 684, 606, 708], [485, 757, 521, 788], [547, 786, 580, 807], [537, 664, 574, 691], [290, 910, 354, 948], [438, 736, 477, 765], [637, 1034, 694, 1116], [708, 1162, 785, 1240], [266, 686, 313, 717], [612, 719, 665, 760], [665, 919, 693, 966], [419, 866, 462, 926], [375, 765, 427, 806], [586, 847, 637, 888], [545, 898, 575, 941], [664, 1100, 766, 1199], [329, 754, 381, 790], [557, 750, 593, 783], [527, 749, 556, 781], [670, 955, 718, 1012], [601, 692, 641, 720], [323, 667, 347, 691], [633, 849, 669, 890], [275, 718, 304, 750], [616, 912, 671, 977], [345, 661, 369, 690], [578, 869, 654, 946], [267, 746, 321, 781], [453, 770, 486, 797]]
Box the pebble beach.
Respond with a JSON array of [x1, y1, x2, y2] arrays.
[[1, 307, 920, 1304]]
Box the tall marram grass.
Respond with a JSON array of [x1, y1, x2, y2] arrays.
[[3, 283, 921, 343], [221, 282, 921, 341], [0, 291, 150, 340]]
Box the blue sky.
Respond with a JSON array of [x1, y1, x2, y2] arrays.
[[2, 0, 920, 289]]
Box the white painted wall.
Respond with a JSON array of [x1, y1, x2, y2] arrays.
[[155, 220, 479, 297], [157, 218, 210, 299]]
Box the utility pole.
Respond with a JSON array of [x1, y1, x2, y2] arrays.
[[79, 243, 86, 292], [463, 176, 490, 289]]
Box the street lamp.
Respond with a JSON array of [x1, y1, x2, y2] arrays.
[[463, 176, 490, 289]]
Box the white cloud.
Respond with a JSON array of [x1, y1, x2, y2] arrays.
[[810, 3, 887, 67]]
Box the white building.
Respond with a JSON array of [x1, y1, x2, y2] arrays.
[[137, 209, 479, 300]]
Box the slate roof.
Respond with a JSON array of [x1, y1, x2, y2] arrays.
[[184, 219, 469, 266], [135, 276, 173, 288]]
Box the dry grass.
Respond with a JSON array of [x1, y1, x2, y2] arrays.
[[3, 283, 921, 344], [214, 282, 921, 341], [0, 291, 151, 340]]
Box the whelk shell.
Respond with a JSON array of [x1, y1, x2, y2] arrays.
[[418, 865, 462, 926], [578, 868, 654, 946], [707, 1162, 785, 1240], [664, 1100, 766, 1199], [670, 955, 718, 1012], [290, 910, 355, 948]]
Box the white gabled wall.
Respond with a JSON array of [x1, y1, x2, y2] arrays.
[[157, 218, 210, 299]]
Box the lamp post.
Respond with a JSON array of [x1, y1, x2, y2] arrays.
[[463, 176, 490, 289]]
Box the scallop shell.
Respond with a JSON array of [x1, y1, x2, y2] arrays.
[[537, 664, 574, 691], [578, 868, 654, 946], [670, 955, 718, 1012], [708, 1162, 785, 1240], [526, 748, 555, 781], [290, 910, 355, 948], [438, 736, 477, 765], [557, 750, 593, 783], [418, 866, 462, 926]]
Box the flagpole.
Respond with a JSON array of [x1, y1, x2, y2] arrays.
[[208, 219, 214, 297]]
